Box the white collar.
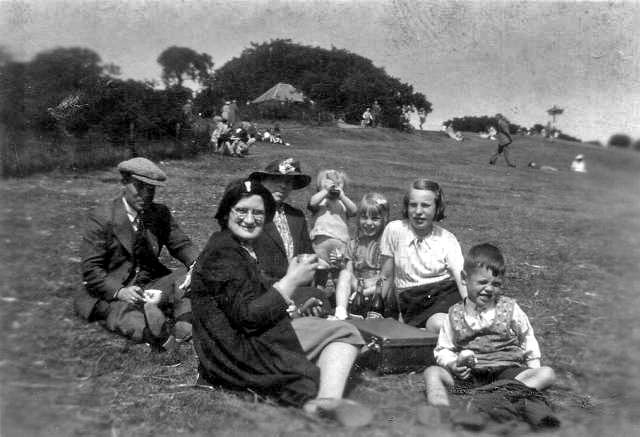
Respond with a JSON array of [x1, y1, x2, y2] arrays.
[[122, 197, 137, 224]]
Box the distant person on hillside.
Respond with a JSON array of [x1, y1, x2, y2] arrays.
[[418, 107, 427, 130], [76, 158, 198, 352], [401, 105, 414, 132], [478, 126, 497, 140], [221, 100, 231, 122], [445, 125, 464, 142], [210, 116, 231, 154], [227, 99, 239, 126], [372, 100, 382, 127], [570, 154, 587, 173], [489, 114, 516, 167], [362, 108, 374, 127]]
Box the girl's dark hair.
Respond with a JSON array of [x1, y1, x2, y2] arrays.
[[463, 243, 506, 277], [402, 179, 446, 221], [214, 178, 276, 229]]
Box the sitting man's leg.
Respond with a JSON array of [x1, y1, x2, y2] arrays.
[[145, 269, 192, 342]]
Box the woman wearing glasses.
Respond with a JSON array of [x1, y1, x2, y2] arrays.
[[190, 179, 372, 427]]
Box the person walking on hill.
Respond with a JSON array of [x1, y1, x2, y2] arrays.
[[361, 108, 374, 128], [418, 107, 427, 130], [489, 114, 516, 167]]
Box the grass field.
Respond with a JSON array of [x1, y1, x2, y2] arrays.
[[1, 124, 639, 436]]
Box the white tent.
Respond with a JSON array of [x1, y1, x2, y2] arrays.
[[251, 83, 306, 104]]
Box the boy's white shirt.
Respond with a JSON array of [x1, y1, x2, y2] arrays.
[[434, 298, 542, 369]]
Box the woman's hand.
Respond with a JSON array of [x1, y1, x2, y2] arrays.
[[298, 297, 327, 317], [289, 254, 320, 283], [275, 254, 319, 300]]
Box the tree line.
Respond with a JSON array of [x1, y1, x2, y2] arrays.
[[1, 39, 431, 142], [443, 115, 582, 143]]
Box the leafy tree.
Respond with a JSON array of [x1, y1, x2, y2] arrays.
[[444, 115, 524, 134], [0, 60, 26, 131], [201, 39, 431, 128], [608, 133, 632, 148], [22, 47, 108, 132], [157, 46, 213, 88]]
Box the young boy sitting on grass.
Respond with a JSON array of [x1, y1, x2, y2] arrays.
[[424, 243, 555, 407]]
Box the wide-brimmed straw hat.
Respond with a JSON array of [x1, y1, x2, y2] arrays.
[[249, 158, 311, 190]]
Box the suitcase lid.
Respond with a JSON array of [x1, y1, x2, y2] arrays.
[[348, 318, 437, 346]]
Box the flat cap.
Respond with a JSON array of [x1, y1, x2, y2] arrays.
[[117, 157, 167, 186]]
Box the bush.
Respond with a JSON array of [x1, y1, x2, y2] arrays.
[[608, 133, 632, 148]]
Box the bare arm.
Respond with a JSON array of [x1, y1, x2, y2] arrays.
[[308, 189, 328, 211], [338, 190, 358, 216], [379, 255, 395, 300]]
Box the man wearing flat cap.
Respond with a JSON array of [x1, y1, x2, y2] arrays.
[[76, 157, 198, 351], [249, 158, 314, 286]]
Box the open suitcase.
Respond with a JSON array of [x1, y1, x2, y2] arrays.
[[348, 318, 438, 374]]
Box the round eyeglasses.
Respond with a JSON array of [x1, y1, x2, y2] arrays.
[[231, 207, 266, 222]]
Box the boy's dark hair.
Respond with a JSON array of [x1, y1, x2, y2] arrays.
[[464, 243, 506, 276], [402, 179, 446, 221]]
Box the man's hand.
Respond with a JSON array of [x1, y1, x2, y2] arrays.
[[117, 286, 144, 305]]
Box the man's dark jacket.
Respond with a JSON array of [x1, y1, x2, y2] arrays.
[[76, 197, 197, 319]]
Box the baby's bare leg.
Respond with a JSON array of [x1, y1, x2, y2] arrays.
[[424, 366, 454, 406], [515, 366, 556, 390]]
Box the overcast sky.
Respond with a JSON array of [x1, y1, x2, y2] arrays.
[[2, 0, 639, 143]]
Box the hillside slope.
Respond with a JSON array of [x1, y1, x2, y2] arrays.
[[1, 124, 639, 436]]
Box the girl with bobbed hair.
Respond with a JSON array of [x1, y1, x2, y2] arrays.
[[332, 192, 390, 319], [379, 179, 466, 332], [191, 178, 372, 427]]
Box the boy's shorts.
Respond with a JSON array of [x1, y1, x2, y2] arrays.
[[454, 366, 527, 390]]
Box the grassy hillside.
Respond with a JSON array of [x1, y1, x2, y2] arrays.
[[1, 125, 639, 436]]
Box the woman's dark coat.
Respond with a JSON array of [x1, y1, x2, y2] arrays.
[[191, 229, 319, 407]]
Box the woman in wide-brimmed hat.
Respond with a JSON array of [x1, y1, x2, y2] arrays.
[[248, 158, 314, 285]]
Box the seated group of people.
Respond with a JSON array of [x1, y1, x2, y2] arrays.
[[77, 156, 556, 428], [210, 116, 255, 157]]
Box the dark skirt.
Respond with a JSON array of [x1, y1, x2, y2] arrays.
[[397, 279, 460, 328]]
